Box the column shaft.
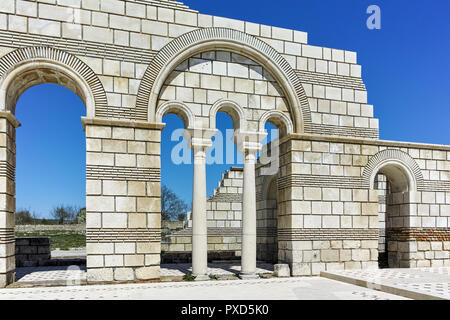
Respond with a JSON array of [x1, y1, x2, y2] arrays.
[[191, 146, 208, 278], [241, 151, 257, 276]]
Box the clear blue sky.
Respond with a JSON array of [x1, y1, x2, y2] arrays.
[[14, 0, 450, 217]]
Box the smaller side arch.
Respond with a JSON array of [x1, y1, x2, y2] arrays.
[[259, 110, 294, 137], [262, 174, 278, 201], [156, 100, 195, 128], [209, 99, 246, 131], [362, 149, 424, 192]]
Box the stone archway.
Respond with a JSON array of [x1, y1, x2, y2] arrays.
[[364, 149, 423, 268], [0, 47, 107, 287], [0, 47, 108, 118], [136, 27, 311, 133]]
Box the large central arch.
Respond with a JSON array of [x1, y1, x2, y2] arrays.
[[136, 27, 312, 133]]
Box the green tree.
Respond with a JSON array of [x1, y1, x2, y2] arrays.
[[51, 205, 79, 224], [15, 209, 34, 225], [161, 185, 188, 221], [76, 208, 86, 224]]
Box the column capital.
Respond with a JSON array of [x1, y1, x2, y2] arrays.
[[233, 130, 268, 154], [183, 127, 218, 150]]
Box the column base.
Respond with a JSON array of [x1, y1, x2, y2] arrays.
[[194, 274, 210, 281], [0, 271, 15, 288], [239, 273, 260, 280]]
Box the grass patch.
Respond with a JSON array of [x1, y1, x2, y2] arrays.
[[15, 231, 86, 251], [182, 273, 196, 282]]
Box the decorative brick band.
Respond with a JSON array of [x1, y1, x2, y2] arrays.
[[278, 174, 365, 190], [0, 161, 15, 181], [0, 30, 156, 65], [137, 27, 312, 130], [387, 228, 450, 242], [421, 180, 450, 192], [0, 228, 15, 244], [167, 228, 242, 237], [309, 123, 379, 139], [257, 227, 278, 237], [0, 47, 108, 116], [86, 166, 160, 182], [278, 228, 379, 241], [86, 228, 161, 243], [295, 70, 366, 90]]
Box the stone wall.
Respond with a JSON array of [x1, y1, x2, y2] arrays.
[[84, 121, 162, 282], [161, 228, 241, 262], [15, 238, 50, 267], [0, 0, 449, 286], [162, 220, 185, 233], [15, 224, 86, 233], [0, 0, 375, 138], [277, 136, 450, 275], [187, 167, 243, 228], [165, 167, 243, 260]]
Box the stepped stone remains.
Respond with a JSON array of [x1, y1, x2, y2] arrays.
[[0, 0, 449, 286]]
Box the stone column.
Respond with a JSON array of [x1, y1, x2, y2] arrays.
[[235, 131, 266, 279], [0, 112, 20, 288], [185, 128, 216, 281], [0, 112, 19, 288]]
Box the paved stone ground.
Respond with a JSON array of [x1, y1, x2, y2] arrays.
[[160, 262, 274, 280], [0, 277, 406, 300], [14, 266, 87, 287], [321, 267, 450, 300], [13, 262, 273, 286], [9, 265, 450, 299]]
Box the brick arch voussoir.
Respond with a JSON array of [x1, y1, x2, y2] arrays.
[[362, 149, 424, 190], [0, 46, 107, 116]]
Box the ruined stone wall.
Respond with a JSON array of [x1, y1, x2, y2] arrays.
[[15, 224, 86, 233], [0, 0, 449, 286], [163, 167, 243, 259], [15, 238, 50, 267], [278, 137, 450, 275]]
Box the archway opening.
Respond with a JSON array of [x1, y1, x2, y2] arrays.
[[372, 162, 414, 268], [204, 111, 243, 262], [13, 83, 87, 284], [159, 113, 192, 264], [256, 121, 280, 263], [155, 48, 294, 276]]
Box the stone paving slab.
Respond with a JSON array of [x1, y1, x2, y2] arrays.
[[51, 249, 86, 259], [12, 263, 273, 288], [0, 277, 407, 300], [160, 262, 274, 280], [321, 267, 450, 300], [11, 266, 87, 288]]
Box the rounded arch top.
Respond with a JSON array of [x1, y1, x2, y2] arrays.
[[156, 100, 195, 128], [137, 27, 312, 132], [209, 99, 246, 131], [363, 149, 424, 192], [0, 47, 107, 118], [259, 110, 294, 138]]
